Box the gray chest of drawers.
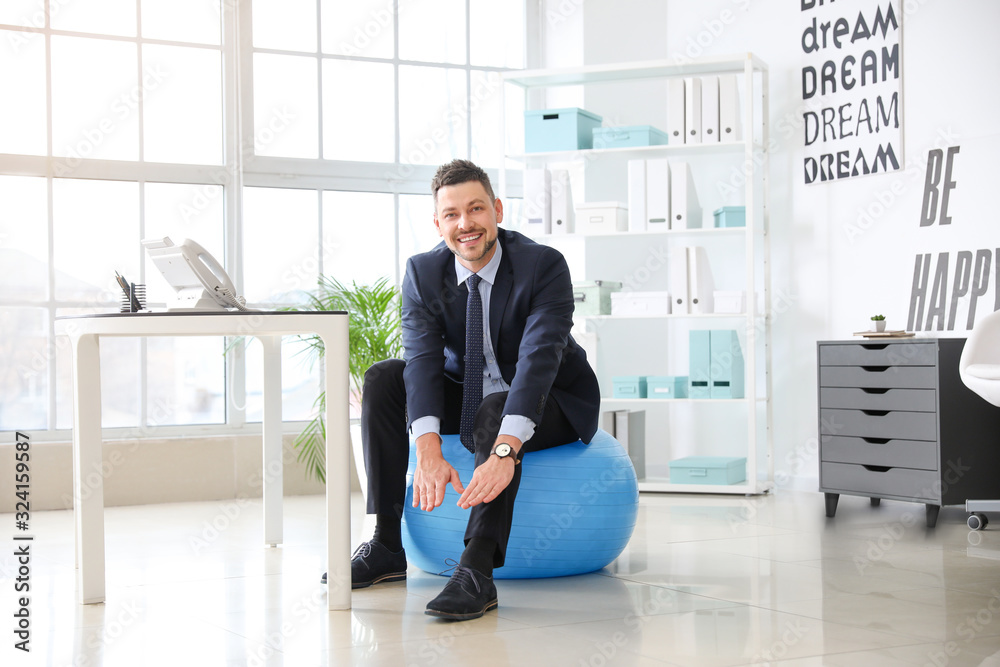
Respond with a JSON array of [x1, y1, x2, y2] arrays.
[[818, 338, 1000, 527]]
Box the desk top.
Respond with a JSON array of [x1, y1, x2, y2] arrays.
[[55, 310, 349, 338]]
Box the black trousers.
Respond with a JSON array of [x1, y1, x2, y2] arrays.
[[360, 358, 580, 567]]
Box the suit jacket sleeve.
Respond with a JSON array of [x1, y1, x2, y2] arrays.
[[400, 255, 447, 429]]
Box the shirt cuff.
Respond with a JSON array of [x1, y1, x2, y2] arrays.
[[499, 414, 536, 445], [410, 416, 440, 441]]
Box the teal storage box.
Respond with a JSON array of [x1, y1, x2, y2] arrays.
[[613, 376, 647, 399], [646, 375, 688, 398], [525, 108, 603, 153], [713, 206, 746, 228], [592, 125, 669, 149], [572, 280, 622, 316], [688, 330, 711, 398], [669, 456, 747, 485], [710, 329, 745, 399]]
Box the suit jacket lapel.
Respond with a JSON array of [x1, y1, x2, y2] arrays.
[[489, 248, 512, 349]]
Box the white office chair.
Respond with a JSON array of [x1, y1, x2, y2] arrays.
[[960, 308, 1000, 529]]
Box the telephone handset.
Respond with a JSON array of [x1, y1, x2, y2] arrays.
[[142, 236, 251, 311]]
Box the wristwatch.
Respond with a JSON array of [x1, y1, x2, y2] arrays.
[[491, 442, 519, 464]]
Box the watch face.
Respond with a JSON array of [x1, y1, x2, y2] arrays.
[[494, 443, 512, 457]]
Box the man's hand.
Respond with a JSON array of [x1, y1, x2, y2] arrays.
[[457, 437, 522, 509], [412, 433, 465, 512]]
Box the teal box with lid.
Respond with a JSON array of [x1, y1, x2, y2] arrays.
[[646, 376, 688, 398], [612, 376, 647, 399], [525, 108, 603, 153], [572, 280, 622, 316], [713, 206, 746, 228], [592, 125, 669, 149], [669, 456, 747, 485]]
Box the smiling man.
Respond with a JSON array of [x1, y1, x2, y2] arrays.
[[326, 159, 601, 620]]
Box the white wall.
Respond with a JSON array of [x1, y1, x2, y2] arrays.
[[538, 0, 1000, 490]]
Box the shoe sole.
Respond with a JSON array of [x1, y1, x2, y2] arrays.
[[425, 598, 498, 621], [352, 571, 407, 589]]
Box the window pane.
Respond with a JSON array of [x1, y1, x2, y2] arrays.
[[320, 0, 393, 58], [244, 336, 318, 423], [321, 60, 393, 162], [142, 44, 223, 164], [242, 187, 318, 303], [469, 70, 505, 168], [0, 308, 48, 431], [252, 0, 317, 52], [147, 337, 225, 425], [0, 1, 45, 27], [51, 36, 139, 161], [50, 0, 137, 37], [141, 0, 222, 45], [0, 175, 48, 302], [0, 31, 46, 155], [398, 193, 438, 278], [322, 191, 395, 285], [399, 65, 467, 166], [398, 0, 465, 64], [53, 179, 139, 304], [143, 182, 225, 307], [253, 53, 319, 158], [470, 0, 524, 68]]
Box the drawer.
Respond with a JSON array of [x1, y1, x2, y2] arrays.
[[819, 365, 937, 389], [819, 387, 936, 412], [819, 342, 937, 366], [821, 462, 939, 502], [820, 435, 939, 471], [820, 408, 937, 441]]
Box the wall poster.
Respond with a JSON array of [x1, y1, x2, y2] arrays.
[[800, 0, 902, 184]]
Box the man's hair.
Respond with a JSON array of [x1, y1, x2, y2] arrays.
[[431, 159, 496, 205]]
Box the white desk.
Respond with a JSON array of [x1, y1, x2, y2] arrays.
[[55, 311, 353, 610]]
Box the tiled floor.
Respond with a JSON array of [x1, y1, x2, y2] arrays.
[[4, 491, 1000, 666]]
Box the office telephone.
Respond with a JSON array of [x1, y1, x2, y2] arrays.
[[142, 236, 251, 311]]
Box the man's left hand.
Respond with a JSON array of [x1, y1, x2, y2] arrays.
[[457, 438, 521, 509]]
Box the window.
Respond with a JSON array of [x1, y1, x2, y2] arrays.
[[0, 0, 526, 437]]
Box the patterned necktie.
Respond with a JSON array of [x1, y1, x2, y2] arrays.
[[459, 274, 483, 452]]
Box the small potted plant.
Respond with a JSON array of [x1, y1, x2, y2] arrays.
[[871, 314, 886, 332]]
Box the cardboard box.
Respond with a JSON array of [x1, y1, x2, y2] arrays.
[[612, 376, 648, 399], [572, 281, 622, 316], [646, 376, 688, 398], [576, 202, 628, 234], [713, 206, 746, 228], [592, 125, 669, 149]]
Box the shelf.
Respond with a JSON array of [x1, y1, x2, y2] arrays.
[[508, 141, 756, 162], [602, 397, 748, 404], [533, 226, 746, 239], [584, 312, 749, 321], [502, 53, 766, 88], [638, 479, 774, 495]]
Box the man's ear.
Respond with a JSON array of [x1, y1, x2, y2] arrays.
[[494, 198, 504, 225], [433, 214, 443, 237]]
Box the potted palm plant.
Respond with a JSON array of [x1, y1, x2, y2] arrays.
[[290, 275, 403, 483]]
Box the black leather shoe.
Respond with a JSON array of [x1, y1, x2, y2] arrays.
[[425, 563, 498, 620], [320, 540, 407, 588]]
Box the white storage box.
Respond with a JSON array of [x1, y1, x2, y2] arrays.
[[576, 202, 628, 234], [611, 291, 671, 316], [713, 290, 746, 314]]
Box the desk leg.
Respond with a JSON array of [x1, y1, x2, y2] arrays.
[[261, 336, 283, 547], [72, 334, 106, 604], [323, 321, 351, 610]]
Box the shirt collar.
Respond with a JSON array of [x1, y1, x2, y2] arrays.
[[455, 237, 502, 287]]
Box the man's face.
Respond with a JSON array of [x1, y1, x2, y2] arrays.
[[433, 180, 503, 272]]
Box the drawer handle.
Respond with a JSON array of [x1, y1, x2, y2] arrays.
[[861, 387, 890, 394], [862, 437, 890, 444], [861, 366, 889, 373], [862, 465, 892, 473], [861, 409, 890, 416], [861, 343, 889, 350]]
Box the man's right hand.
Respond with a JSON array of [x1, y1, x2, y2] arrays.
[[412, 433, 465, 511]]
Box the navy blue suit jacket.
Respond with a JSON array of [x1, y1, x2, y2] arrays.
[[401, 228, 600, 444]]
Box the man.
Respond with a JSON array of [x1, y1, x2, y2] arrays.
[[333, 158, 600, 621]]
